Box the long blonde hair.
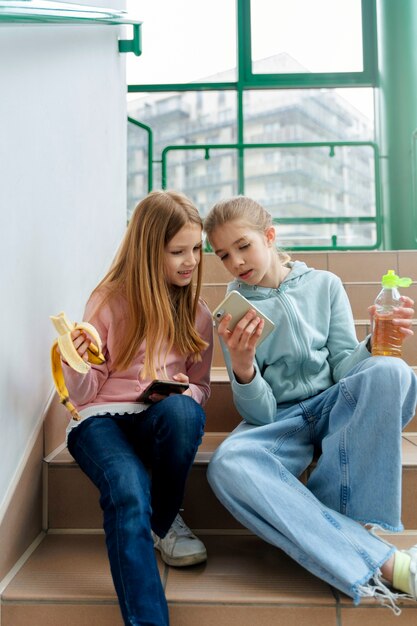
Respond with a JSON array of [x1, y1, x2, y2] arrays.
[[93, 190, 208, 378], [204, 195, 291, 264]]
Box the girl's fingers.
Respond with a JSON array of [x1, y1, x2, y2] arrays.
[[228, 317, 263, 350], [71, 331, 90, 359], [173, 372, 189, 384], [393, 307, 415, 319], [400, 296, 414, 307], [399, 327, 414, 336]]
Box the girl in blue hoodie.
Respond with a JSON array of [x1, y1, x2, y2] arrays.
[[204, 196, 417, 614]]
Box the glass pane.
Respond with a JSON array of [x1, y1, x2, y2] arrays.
[[244, 145, 376, 247], [278, 222, 376, 248], [127, 92, 237, 217], [126, 0, 236, 85], [243, 88, 374, 142], [251, 0, 363, 74], [164, 147, 238, 217]]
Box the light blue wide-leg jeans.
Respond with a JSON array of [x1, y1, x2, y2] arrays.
[[207, 357, 417, 607]]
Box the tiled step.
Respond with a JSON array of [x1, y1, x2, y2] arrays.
[[2, 532, 417, 626], [45, 434, 417, 531]]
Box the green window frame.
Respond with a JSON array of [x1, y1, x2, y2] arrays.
[[127, 0, 379, 250]]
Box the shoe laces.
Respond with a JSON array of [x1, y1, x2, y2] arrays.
[[169, 514, 195, 538]]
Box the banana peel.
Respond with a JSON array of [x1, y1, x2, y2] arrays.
[[50, 311, 105, 420]]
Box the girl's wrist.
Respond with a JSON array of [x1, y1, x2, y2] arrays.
[[233, 367, 256, 385]]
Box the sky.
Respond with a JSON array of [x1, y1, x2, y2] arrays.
[[125, 0, 373, 121]]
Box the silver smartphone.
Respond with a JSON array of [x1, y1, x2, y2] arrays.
[[212, 290, 276, 346]]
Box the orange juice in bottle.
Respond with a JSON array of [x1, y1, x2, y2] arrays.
[[372, 270, 412, 357]]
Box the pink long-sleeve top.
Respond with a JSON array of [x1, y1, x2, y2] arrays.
[[62, 291, 214, 432]]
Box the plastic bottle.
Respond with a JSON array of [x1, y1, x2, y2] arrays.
[[371, 270, 412, 357]]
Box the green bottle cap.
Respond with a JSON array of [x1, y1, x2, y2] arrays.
[[381, 269, 412, 288]]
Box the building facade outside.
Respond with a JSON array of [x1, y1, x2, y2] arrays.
[[127, 54, 374, 248]]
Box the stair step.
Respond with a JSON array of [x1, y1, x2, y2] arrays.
[[45, 434, 417, 531], [2, 532, 417, 626]]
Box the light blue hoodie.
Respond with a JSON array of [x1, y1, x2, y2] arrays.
[[222, 261, 371, 426]]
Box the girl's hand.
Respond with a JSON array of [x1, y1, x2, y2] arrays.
[[58, 329, 90, 364], [173, 372, 192, 397], [217, 309, 263, 384], [368, 295, 415, 341]]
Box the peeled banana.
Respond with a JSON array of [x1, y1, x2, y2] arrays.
[[50, 311, 105, 420]]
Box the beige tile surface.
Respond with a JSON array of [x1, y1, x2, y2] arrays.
[[293, 252, 329, 270], [165, 535, 335, 605], [44, 394, 70, 456], [404, 434, 417, 446], [202, 254, 233, 284], [401, 468, 417, 529], [47, 464, 102, 529], [182, 466, 243, 531], [328, 251, 398, 282], [345, 283, 417, 322], [3, 534, 164, 602], [3, 535, 116, 602], [398, 251, 417, 279], [170, 604, 338, 626], [0, 428, 43, 580], [205, 382, 242, 432], [341, 607, 417, 625], [201, 284, 228, 313], [402, 437, 417, 466], [2, 605, 124, 626]]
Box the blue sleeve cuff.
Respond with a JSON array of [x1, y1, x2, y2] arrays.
[[231, 364, 266, 400]]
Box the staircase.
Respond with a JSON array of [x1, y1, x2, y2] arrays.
[[1, 251, 417, 625]]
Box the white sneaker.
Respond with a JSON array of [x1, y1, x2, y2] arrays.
[[152, 514, 207, 567]]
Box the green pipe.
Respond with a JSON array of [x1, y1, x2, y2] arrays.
[[377, 0, 417, 248], [128, 117, 153, 192]]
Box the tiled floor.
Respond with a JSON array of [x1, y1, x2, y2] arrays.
[[2, 532, 417, 626]]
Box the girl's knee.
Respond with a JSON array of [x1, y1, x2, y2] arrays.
[[207, 439, 247, 491], [361, 356, 414, 386], [163, 394, 205, 428], [154, 396, 205, 460]]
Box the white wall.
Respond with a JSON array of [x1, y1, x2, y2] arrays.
[[0, 4, 128, 510]]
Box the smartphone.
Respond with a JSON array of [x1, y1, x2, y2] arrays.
[[212, 290, 276, 346], [138, 379, 189, 403]]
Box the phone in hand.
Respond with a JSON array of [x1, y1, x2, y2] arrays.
[[137, 379, 189, 403], [212, 290, 276, 347]]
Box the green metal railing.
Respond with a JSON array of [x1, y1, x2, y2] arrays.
[[127, 117, 153, 192], [159, 141, 381, 251]]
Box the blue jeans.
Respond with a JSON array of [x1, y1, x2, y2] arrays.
[[67, 395, 205, 626], [207, 357, 417, 605]]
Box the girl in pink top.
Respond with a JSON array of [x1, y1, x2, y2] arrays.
[[64, 191, 213, 626]]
